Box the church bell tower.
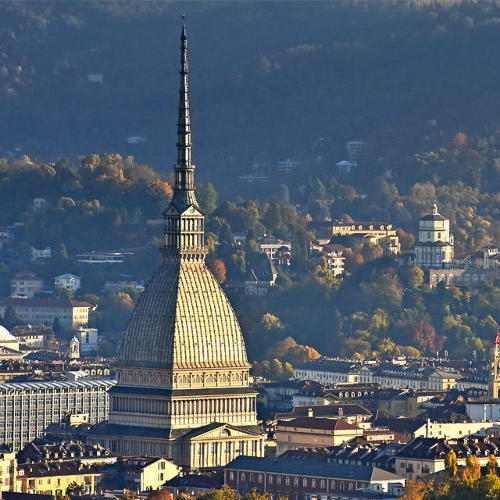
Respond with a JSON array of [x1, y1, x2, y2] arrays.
[[489, 330, 500, 399]]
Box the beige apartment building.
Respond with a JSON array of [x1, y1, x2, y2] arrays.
[[331, 222, 400, 254], [10, 273, 43, 298], [0, 298, 91, 331], [16, 462, 101, 496], [0, 451, 17, 492], [275, 417, 363, 455]]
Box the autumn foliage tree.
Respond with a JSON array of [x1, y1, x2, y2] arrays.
[[445, 450, 458, 478], [209, 259, 227, 284], [146, 490, 174, 500]]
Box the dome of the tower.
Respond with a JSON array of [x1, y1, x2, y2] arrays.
[[117, 262, 250, 370]]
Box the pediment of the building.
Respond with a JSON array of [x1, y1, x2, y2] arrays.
[[164, 206, 180, 216], [180, 205, 203, 217], [187, 424, 259, 441]]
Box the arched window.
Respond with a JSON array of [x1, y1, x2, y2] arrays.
[[285, 477, 290, 486], [258, 474, 263, 483], [331, 481, 335, 490], [432, 274, 438, 282], [277, 476, 281, 485], [303, 479, 307, 487], [349, 483, 354, 491], [294, 478, 298, 486], [340, 482, 344, 491]]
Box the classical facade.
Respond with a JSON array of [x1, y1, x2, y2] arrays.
[[414, 203, 454, 268], [88, 26, 265, 469]]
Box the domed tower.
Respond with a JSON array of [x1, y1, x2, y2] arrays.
[[69, 336, 80, 359], [489, 330, 500, 399], [414, 203, 454, 268], [88, 25, 264, 469]]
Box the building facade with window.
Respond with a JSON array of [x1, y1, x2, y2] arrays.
[[224, 456, 405, 497], [10, 273, 43, 298], [0, 379, 114, 451], [0, 298, 91, 331]]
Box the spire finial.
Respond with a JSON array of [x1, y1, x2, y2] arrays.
[[176, 19, 191, 172], [432, 202, 438, 215], [495, 329, 500, 346]]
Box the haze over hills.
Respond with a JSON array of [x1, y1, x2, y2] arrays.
[[2, 1, 500, 195]]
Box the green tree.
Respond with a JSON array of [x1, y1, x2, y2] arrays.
[[408, 266, 424, 289], [2, 305, 23, 329], [66, 481, 86, 496], [262, 203, 282, 233], [196, 182, 218, 214], [52, 317, 62, 336], [269, 359, 284, 380], [55, 287, 73, 300]]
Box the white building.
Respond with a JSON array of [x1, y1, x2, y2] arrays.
[[123, 457, 180, 492], [294, 359, 361, 384], [31, 247, 52, 260], [32, 198, 47, 211], [10, 272, 43, 298], [414, 419, 500, 439], [466, 402, 500, 422], [295, 358, 459, 391], [0, 378, 114, 450], [347, 140, 368, 161], [414, 204, 454, 268], [55, 274, 81, 292], [75, 327, 98, 355]]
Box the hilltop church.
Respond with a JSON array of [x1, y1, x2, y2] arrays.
[[88, 26, 265, 469]]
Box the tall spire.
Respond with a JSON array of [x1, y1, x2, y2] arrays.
[[162, 22, 206, 263], [177, 23, 192, 171]]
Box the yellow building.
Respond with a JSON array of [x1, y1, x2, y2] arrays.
[[16, 463, 101, 496], [0, 451, 17, 492], [123, 457, 179, 492], [330, 222, 400, 254]]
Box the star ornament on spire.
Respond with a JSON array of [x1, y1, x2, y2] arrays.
[[495, 329, 500, 346]]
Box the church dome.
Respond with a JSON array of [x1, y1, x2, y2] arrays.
[[0, 325, 16, 342], [118, 262, 250, 370]]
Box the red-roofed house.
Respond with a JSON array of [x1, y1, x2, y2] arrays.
[[275, 417, 363, 454]]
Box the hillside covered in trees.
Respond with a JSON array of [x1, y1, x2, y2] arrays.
[[2, 1, 500, 366]]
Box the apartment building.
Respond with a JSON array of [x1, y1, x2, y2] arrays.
[[0, 298, 91, 331], [10, 273, 43, 298], [0, 379, 115, 450]]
